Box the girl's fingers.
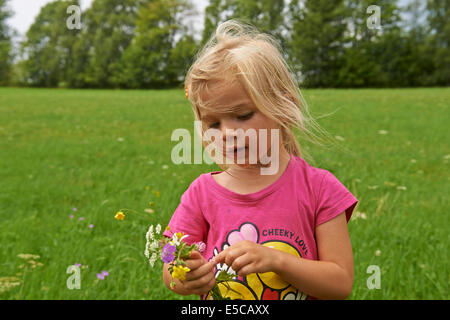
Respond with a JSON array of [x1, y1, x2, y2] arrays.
[[185, 251, 206, 271], [214, 246, 246, 266], [236, 263, 256, 277], [184, 260, 214, 281], [230, 253, 252, 274]]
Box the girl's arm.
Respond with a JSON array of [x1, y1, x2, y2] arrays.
[[213, 212, 353, 299], [272, 212, 354, 299]]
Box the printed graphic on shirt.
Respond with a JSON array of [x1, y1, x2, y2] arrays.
[[206, 222, 308, 300]]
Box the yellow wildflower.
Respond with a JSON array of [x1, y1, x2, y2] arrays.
[[171, 265, 190, 281], [115, 211, 125, 221]]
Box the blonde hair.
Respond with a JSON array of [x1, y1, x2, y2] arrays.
[[185, 19, 337, 169]]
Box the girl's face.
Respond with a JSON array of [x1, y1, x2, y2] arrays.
[[199, 80, 281, 167]]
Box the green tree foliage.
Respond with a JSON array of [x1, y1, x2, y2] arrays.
[[70, 0, 139, 88], [337, 0, 402, 87], [8, 0, 450, 88], [0, 0, 13, 85], [19, 0, 80, 87], [111, 0, 198, 88], [202, 0, 287, 45], [289, 0, 348, 87], [426, 0, 450, 86]]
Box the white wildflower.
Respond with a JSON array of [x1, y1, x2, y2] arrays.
[[149, 253, 157, 267]]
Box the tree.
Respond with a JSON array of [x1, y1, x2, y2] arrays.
[[289, 0, 348, 87], [426, 0, 450, 86], [20, 0, 80, 87], [337, 0, 402, 87], [0, 0, 13, 85], [111, 0, 198, 88], [71, 0, 139, 88], [201, 0, 287, 48]]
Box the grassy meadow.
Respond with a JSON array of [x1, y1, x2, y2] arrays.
[[0, 87, 448, 299]]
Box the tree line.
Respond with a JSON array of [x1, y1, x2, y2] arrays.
[[0, 0, 448, 88]]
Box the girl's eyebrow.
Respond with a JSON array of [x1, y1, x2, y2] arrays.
[[200, 102, 251, 120]]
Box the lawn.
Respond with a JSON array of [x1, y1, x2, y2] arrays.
[[0, 87, 448, 299]]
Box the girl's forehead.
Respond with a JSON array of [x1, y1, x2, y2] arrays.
[[199, 80, 253, 118]]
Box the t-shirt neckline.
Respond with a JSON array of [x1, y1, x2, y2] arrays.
[[206, 154, 295, 203]]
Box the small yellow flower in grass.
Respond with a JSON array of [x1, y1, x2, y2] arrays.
[[171, 265, 190, 281], [145, 186, 151, 191], [115, 211, 125, 221]]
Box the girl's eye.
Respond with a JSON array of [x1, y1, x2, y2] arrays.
[[209, 122, 220, 129], [237, 111, 254, 121]]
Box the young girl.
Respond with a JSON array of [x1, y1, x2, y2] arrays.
[[162, 19, 358, 300]]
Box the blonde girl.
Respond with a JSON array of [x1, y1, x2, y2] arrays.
[[163, 19, 358, 300]]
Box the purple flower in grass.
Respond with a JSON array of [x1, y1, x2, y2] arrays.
[[96, 271, 108, 280], [161, 243, 176, 263]]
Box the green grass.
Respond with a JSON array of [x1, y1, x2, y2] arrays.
[[0, 87, 448, 299]]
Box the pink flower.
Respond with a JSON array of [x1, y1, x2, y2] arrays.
[[194, 242, 206, 253], [97, 270, 109, 280], [88, 224, 94, 229], [78, 217, 85, 221], [69, 215, 74, 219]]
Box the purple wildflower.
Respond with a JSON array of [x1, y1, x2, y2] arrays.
[[78, 217, 85, 221], [101, 270, 109, 276], [72, 208, 77, 211], [69, 214, 74, 219], [161, 243, 176, 263], [88, 224, 94, 229], [96, 273, 105, 280], [74, 263, 82, 267]]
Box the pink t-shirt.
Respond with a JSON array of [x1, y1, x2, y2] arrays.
[[164, 154, 358, 300]]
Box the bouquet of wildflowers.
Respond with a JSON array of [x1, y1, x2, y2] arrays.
[[144, 224, 236, 299]]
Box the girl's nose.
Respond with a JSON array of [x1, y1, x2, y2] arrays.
[[220, 119, 239, 143]]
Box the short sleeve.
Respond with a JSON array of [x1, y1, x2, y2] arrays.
[[163, 178, 208, 244], [315, 170, 358, 227]]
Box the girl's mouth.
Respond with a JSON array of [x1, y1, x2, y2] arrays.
[[225, 146, 248, 154]]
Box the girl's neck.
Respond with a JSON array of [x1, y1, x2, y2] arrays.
[[217, 147, 291, 193]]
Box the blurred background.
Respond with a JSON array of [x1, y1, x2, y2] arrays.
[[0, 0, 448, 300], [1, 0, 448, 88]]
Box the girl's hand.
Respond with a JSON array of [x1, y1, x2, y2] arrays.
[[181, 251, 216, 295], [213, 240, 278, 277]]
